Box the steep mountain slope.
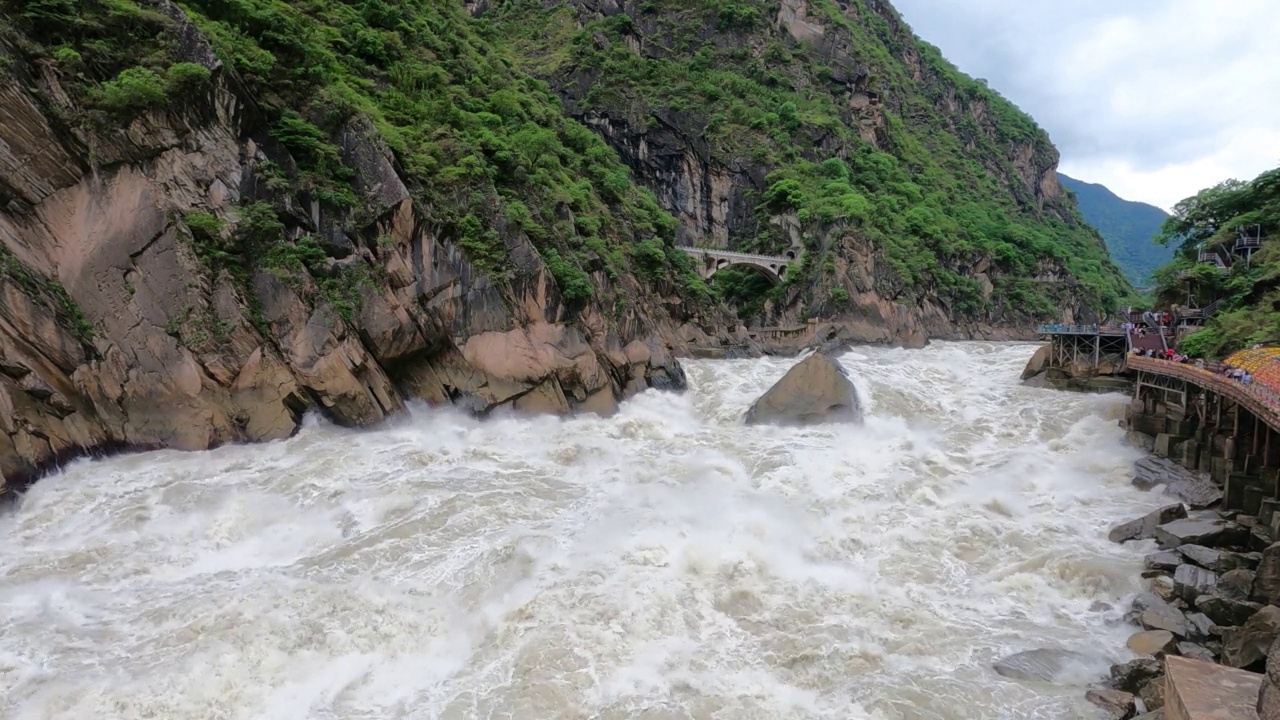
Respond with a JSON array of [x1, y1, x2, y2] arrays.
[[0, 0, 739, 489], [0, 0, 1132, 488], [1059, 174, 1172, 286], [478, 0, 1131, 342]]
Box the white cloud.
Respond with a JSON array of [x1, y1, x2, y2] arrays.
[[891, 0, 1280, 210]]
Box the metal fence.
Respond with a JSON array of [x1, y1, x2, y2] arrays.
[[1036, 324, 1128, 335]]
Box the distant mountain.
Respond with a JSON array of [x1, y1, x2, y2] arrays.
[[1060, 174, 1173, 286]]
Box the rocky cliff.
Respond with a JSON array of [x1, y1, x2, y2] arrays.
[[0, 0, 1131, 491], [481, 0, 1131, 345], [0, 0, 743, 491]]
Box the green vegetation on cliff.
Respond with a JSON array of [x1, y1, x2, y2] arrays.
[[1059, 174, 1172, 286], [5, 0, 712, 310], [1154, 166, 1280, 356], [6, 0, 1129, 330], [486, 0, 1130, 320]]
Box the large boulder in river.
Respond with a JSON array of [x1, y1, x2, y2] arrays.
[[992, 648, 1099, 683], [744, 353, 861, 426], [1021, 345, 1049, 380]]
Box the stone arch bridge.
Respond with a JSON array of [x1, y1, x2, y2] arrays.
[[678, 246, 797, 284]]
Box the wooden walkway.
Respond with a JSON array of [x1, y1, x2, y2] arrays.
[[1128, 355, 1280, 429]]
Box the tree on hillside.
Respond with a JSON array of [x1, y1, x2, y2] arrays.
[[1159, 169, 1280, 255], [1154, 166, 1280, 356]]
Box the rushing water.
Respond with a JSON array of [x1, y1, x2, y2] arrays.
[[1, 342, 1168, 720]]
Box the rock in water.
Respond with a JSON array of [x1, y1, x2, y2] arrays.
[[1085, 687, 1137, 720], [1021, 344, 1049, 380], [1109, 504, 1188, 543], [1109, 657, 1161, 693], [992, 648, 1099, 684], [1127, 630, 1175, 656], [743, 353, 861, 426], [1131, 456, 1223, 508], [1153, 518, 1243, 549]]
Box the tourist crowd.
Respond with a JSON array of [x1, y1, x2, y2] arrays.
[[1131, 347, 1255, 385], [1132, 347, 1200, 366]]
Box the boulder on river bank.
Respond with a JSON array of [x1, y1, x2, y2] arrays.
[[1131, 457, 1223, 508], [1109, 504, 1188, 543], [744, 353, 862, 426]]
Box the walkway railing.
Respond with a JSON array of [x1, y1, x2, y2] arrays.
[[1036, 324, 1128, 335], [748, 325, 809, 339], [679, 247, 792, 263], [1128, 355, 1280, 423]]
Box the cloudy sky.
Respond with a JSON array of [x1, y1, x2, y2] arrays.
[[891, 0, 1280, 211]]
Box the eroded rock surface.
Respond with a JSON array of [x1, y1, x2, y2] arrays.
[[992, 648, 1100, 684], [1110, 504, 1187, 543], [743, 352, 861, 426], [0, 31, 736, 492], [1085, 687, 1137, 720], [1154, 518, 1244, 549], [1127, 630, 1175, 656], [1222, 605, 1280, 669]]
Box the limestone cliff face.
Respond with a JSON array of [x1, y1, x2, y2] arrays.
[[0, 28, 736, 490], [479, 0, 1116, 346]]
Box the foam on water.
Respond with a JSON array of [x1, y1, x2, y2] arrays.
[[0, 342, 1164, 719]]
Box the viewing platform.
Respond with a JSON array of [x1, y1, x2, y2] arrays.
[[1033, 323, 1130, 382], [1035, 323, 1127, 337]]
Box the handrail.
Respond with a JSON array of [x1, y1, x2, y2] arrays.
[[1128, 355, 1280, 422], [1036, 324, 1128, 335], [679, 246, 792, 263], [1197, 251, 1227, 269]]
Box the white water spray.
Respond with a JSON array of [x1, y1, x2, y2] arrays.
[[0, 343, 1165, 719]]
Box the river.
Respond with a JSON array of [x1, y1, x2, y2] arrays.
[[0, 342, 1165, 719]]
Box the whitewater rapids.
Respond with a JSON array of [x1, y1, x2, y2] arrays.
[[1, 342, 1166, 719]]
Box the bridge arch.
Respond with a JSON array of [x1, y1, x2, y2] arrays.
[[679, 247, 792, 285], [712, 260, 786, 285]]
